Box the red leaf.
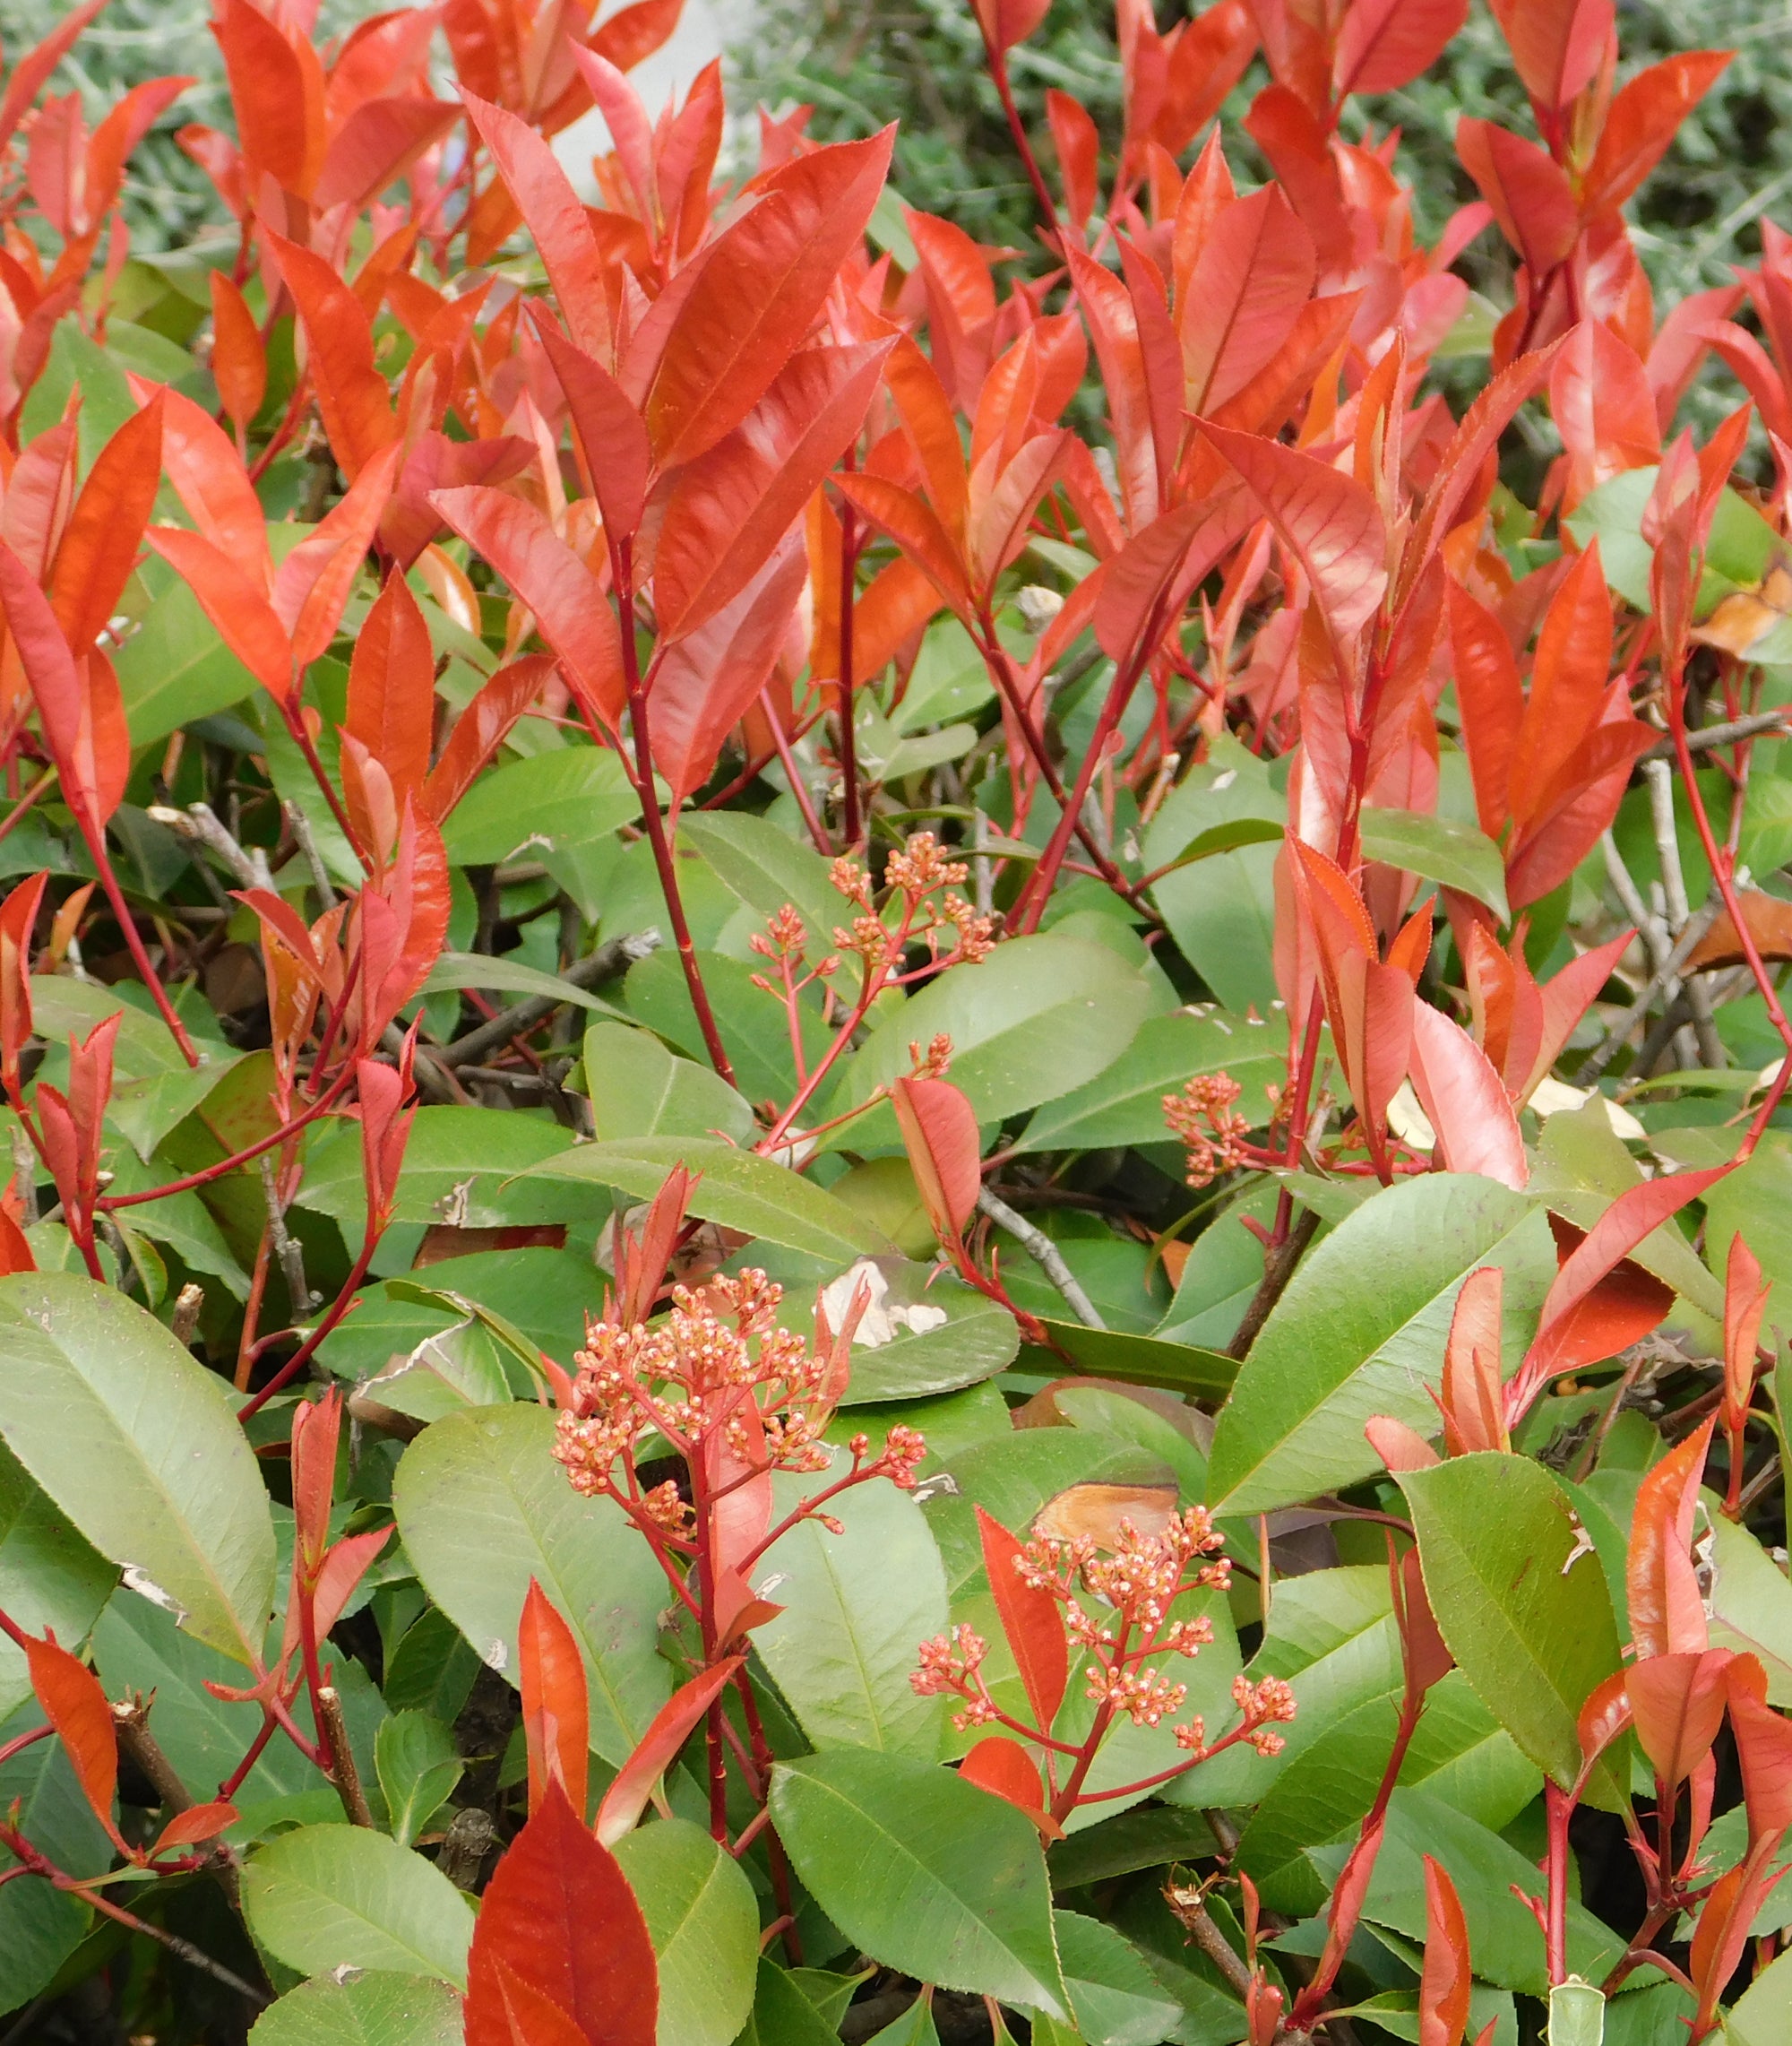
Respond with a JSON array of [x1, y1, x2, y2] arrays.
[[313, 95, 459, 215], [1438, 1266, 1508, 1455], [646, 537, 806, 798], [139, 380, 271, 574], [1366, 1415, 1442, 1472], [519, 1579, 590, 1820], [208, 271, 266, 439], [1334, 0, 1468, 98], [0, 871, 45, 1100], [588, 0, 685, 75], [212, 0, 324, 196], [1418, 1855, 1472, 2046], [1506, 542, 1615, 832], [1447, 583, 1522, 841], [833, 473, 974, 624], [289, 1387, 341, 1578], [973, 0, 1050, 55], [0, 0, 108, 158], [431, 487, 625, 734], [653, 338, 893, 643], [891, 1075, 983, 1239], [1486, 0, 1614, 108], [1182, 185, 1316, 416], [595, 1658, 742, 1847], [384, 430, 534, 573], [1583, 53, 1733, 214], [531, 316, 652, 540], [423, 656, 555, 824], [1727, 1668, 1792, 1850], [1067, 246, 1169, 531], [150, 1800, 238, 1855], [268, 233, 397, 481], [976, 1506, 1069, 1731], [1454, 120, 1580, 274], [490, 1961, 590, 2046], [275, 442, 402, 670], [959, 1735, 1061, 1835], [24, 1633, 126, 1852], [1520, 930, 1633, 1102], [1628, 1418, 1716, 1662], [0, 541, 103, 825], [1406, 1003, 1527, 1192], [348, 574, 435, 807], [1157, 0, 1257, 152], [49, 390, 163, 656], [465, 1783, 659, 2046], [1046, 90, 1099, 229], [1200, 423, 1387, 641], [1092, 496, 1250, 663], [143, 526, 293, 702], [1628, 1649, 1734, 1787], [460, 90, 612, 360], [643, 130, 894, 469], [1549, 320, 1659, 512]]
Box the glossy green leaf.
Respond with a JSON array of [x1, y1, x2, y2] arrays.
[[421, 950, 617, 1012], [841, 1268, 1020, 1403], [0, 1693, 116, 2009], [1017, 1319, 1237, 1403], [1729, 1948, 1792, 2045], [375, 1712, 463, 1849], [0, 1273, 274, 1663], [679, 809, 842, 950], [520, 1135, 892, 1265], [0, 1437, 117, 1722], [299, 1105, 586, 1232], [440, 744, 639, 864], [247, 1972, 465, 2046], [828, 934, 1154, 1144], [735, 1959, 857, 2046], [754, 1448, 949, 1757], [581, 1020, 756, 1143], [244, 1826, 475, 1985], [614, 1818, 760, 2046], [1019, 1007, 1284, 1152], [1399, 1454, 1623, 1800], [392, 1404, 673, 1765], [1359, 807, 1510, 919], [1707, 1508, 1792, 1705], [771, 1748, 1068, 2018], [1055, 1911, 1183, 2046], [1208, 1176, 1553, 1513]]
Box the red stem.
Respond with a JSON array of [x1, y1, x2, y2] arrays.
[[838, 482, 860, 850], [237, 1230, 378, 1422]]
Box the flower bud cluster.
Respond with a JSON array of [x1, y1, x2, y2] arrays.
[[1164, 1072, 1254, 1187]]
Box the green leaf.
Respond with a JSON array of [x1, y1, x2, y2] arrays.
[[519, 1135, 892, 1265], [0, 1437, 117, 1722], [1208, 1177, 1554, 1513], [243, 1826, 476, 1986], [624, 945, 829, 1108], [1019, 1008, 1285, 1153], [1148, 816, 1288, 872], [0, 1273, 274, 1664], [1358, 808, 1509, 919], [440, 746, 639, 864], [375, 1712, 463, 1849], [826, 934, 1154, 1144], [1707, 1508, 1792, 1705], [420, 951, 618, 1013], [1017, 1319, 1237, 1403], [392, 1404, 673, 1765], [1055, 1911, 1183, 2046], [247, 1972, 465, 2046], [358, 1321, 515, 1425], [771, 1748, 1069, 2018], [1569, 467, 1784, 640], [678, 810, 842, 950], [735, 1958, 857, 2046], [1730, 1947, 1792, 2045], [0, 1693, 116, 2009], [614, 1819, 760, 2046], [754, 1449, 949, 1757], [841, 1268, 1020, 1403], [115, 553, 258, 746], [1398, 1454, 1623, 1799], [299, 1105, 585, 1232], [581, 1020, 756, 1144]]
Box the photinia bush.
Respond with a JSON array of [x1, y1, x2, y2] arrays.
[[2, 0, 1792, 2041]]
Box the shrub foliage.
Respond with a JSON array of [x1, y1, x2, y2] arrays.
[[2, 0, 1792, 2042]]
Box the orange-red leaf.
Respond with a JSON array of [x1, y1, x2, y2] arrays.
[[1549, 320, 1659, 512], [891, 1075, 983, 1239], [1455, 119, 1579, 273], [25, 1632, 126, 1852], [1583, 53, 1733, 214], [1487, 0, 1613, 108], [519, 1579, 590, 1820], [1418, 1856, 1472, 2046], [1628, 1649, 1733, 1787], [1334, 0, 1467, 98], [213, 0, 323, 196], [594, 1658, 742, 1847], [269, 233, 397, 481], [144, 525, 293, 701], [1629, 1418, 1716, 1662], [643, 130, 894, 469], [1406, 1003, 1527, 1191], [959, 1734, 1061, 1835], [465, 1782, 658, 2046], [532, 317, 651, 541], [348, 574, 435, 807], [423, 656, 555, 824], [49, 390, 164, 655], [976, 1506, 1069, 1731], [208, 270, 265, 438], [1181, 185, 1315, 416], [1727, 1665, 1792, 1850], [150, 1800, 238, 1855]]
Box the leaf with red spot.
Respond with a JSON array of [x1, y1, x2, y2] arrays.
[[519, 1579, 590, 1821], [464, 1782, 658, 2046], [975, 1506, 1069, 1734]]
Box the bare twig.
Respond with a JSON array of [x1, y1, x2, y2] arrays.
[[1165, 1884, 1255, 2002], [1641, 709, 1792, 760], [316, 1686, 374, 1827], [147, 802, 271, 892], [437, 929, 661, 1068], [1228, 1208, 1321, 1360], [1645, 762, 1724, 1068], [259, 1157, 314, 1319], [169, 1282, 204, 1348], [111, 1697, 243, 1912], [1574, 897, 1725, 1083], [975, 1186, 1105, 1329], [10, 1124, 36, 1226], [283, 800, 338, 908]]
